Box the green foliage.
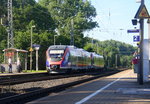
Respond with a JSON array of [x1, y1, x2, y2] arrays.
[[84, 43, 95, 52], [13, 0, 36, 8], [13, 2, 55, 31], [39, 0, 98, 46], [84, 39, 136, 68], [120, 55, 133, 68], [0, 25, 7, 52], [0, 0, 136, 70], [0, 0, 7, 17], [0, 25, 7, 63]]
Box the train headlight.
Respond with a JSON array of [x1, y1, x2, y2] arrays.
[[46, 61, 50, 67], [68, 62, 71, 66]]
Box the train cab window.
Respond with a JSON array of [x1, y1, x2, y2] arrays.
[[49, 50, 64, 61]]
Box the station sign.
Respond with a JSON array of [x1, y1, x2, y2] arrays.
[[127, 29, 140, 33], [29, 48, 33, 52], [33, 44, 40, 51], [33, 44, 40, 48], [133, 35, 140, 42]]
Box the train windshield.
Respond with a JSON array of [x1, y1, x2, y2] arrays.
[[49, 50, 64, 62]]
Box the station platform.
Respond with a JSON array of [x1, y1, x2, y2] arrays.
[[27, 69, 150, 104]]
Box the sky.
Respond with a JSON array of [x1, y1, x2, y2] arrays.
[[87, 0, 150, 46]]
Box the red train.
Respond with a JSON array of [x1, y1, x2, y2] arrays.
[[46, 45, 104, 73]]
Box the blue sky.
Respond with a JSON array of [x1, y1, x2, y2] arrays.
[[87, 0, 150, 46]]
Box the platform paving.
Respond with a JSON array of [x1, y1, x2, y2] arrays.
[[27, 70, 150, 104]]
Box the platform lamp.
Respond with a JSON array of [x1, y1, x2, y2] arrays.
[[30, 25, 35, 71], [136, 0, 141, 3], [33, 44, 40, 72], [132, 19, 138, 26]]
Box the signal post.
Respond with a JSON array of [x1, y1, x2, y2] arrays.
[[134, 0, 150, 84]]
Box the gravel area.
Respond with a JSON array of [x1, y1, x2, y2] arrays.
[[0, 75, 93, 95]]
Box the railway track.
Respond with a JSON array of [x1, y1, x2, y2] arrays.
[[0, 70, 104, 85], [0, 69, 122, 104]]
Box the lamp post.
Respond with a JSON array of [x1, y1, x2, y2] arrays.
[[54, 28, 60, 45], [30, 25, 35, 71], [70, 18, 74, 46], [54, 35, 58, 45], [138, 0, 144, 85], [33, 44, 40, 72]]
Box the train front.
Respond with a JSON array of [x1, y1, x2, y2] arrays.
[[46, 45, 68, 73]]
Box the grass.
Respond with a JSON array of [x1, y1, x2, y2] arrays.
[[22, 70, 47, 73], [0, 70, 47, 73]]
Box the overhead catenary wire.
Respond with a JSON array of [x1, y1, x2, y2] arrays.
[[89, 1, 120, 40], [90, 0, 135, 46]]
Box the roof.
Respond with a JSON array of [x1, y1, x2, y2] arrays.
[[3, 48, 28, 53], [48, 45, 76, 50]]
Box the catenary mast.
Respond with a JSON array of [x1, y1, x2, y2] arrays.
[[7, 0, 14, 48]]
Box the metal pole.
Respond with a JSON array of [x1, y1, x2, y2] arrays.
[[30, 26, 35, 71], [36, 50, 38, 71], [25, 53, 27, 71], [7, 0, 14, 48], [138, 0, 144, 85], [4, 51, 6, 63], [0, 18, 2, 25], [31, 27, 33, 50], [30, 27, 32, 71], [54, 35, 58, 45], [116, 54, 118, 68], [54, 35, 55, 45], [148, 19, 150, 78], [96, 43, 98, 53], [70, 18, 74, 45]]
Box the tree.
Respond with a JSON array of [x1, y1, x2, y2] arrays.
[[0, 25, 7, 63], [84, 43, 94, 52], [0, 0, 136, 70], [13, 1, 55, 32], [12, 1, 56, 70], [39, 0, 98, 47], [0, 0, 7, 17], [84, 39, 136, 68]]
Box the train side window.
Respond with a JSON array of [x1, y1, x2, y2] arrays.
[[65, 52, 69, 61]]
